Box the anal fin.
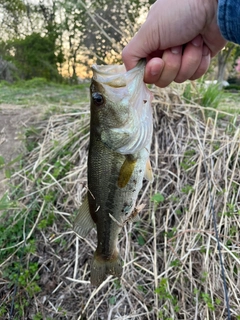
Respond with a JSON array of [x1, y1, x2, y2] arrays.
[[73, 195, 95, 238]]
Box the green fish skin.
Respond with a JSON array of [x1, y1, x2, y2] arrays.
[[74, 60, 153, 286]]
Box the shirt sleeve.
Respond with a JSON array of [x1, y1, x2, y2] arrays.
[[218, 0, 240, 44]]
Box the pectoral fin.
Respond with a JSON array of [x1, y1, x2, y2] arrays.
[[73, 195, 95, 238], [118, 156, 137, 188], [144, 158, 153, 182]]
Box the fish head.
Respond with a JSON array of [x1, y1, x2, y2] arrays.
[[90, 60, 153, 155], [90, 64, 130, 130]]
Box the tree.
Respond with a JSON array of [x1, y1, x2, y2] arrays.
[[4, 33, 62, 80], [82, 0, 153, 65], [57, 0, 88, 82], [0, 0, 26, 38], [0, 0, 156, 81]]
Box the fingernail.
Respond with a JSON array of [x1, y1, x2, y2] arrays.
[[171, 46, 182, 54], [191, 35, 202, 47], [203, 45, 210, 56], [150, 68, 159, 76]]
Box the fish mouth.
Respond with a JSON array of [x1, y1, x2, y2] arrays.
[[92, 64, 126, 88], [91, 60, 146, 88]]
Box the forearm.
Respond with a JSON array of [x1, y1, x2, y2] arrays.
[[218, 0, 240, 44]]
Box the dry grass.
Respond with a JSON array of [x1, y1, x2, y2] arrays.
[[0, 87, 240, 320]]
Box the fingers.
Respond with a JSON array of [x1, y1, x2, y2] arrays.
[[144, 46, 183, 87], [124, 34, 211, 87], [189, 45, 211, 80], [143, 57, 164, 84], [174, 35, 203, 83], [145, 36, 211, 87], [122, 21, 161, 71]]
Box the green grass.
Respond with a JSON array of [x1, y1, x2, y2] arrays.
[[0, 78, 90, 107], [182, 79, 240, 119], [218, 91, 240, 114]]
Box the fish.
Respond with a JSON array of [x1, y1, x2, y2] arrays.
[[73, 59, 153, 286]]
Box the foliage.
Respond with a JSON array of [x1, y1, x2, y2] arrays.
[[199, 82, 224, 110], [224, 84, 240, 91], [0, 55, 18, 82], [0, 0, 154, 81], [83, 0, 153, 64], [2, 33, 63, 81], [0, 0, 26, 37], [183, 79, 224, 118], [227, 77, 240, 85], [0, 0, 26, 13]]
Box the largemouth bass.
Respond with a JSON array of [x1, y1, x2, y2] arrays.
[[74, 60, 153, 286]]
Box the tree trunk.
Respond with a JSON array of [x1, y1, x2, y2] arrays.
[[217, 44, 236, 89], [217, 52, 226, 88]]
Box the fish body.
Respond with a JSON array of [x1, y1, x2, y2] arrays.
[[74, 60, 153, 286]]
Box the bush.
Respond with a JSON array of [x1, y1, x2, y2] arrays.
[[2, 33, 63, 82], [199, 83, 223, 110], [224, 84, 240, 91], [227, 77, 240, 85]]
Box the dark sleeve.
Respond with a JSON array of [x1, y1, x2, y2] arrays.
[[218, 0, 240, 44]]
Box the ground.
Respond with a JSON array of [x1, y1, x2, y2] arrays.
[[0, 104, 39, 198], [0, 82, 240, 319]]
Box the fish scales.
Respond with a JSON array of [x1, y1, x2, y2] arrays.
[[74, 60, 153, 286]]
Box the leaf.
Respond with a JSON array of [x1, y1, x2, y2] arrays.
[[0, 156, 5, 166], [137, 235, 145, 246], [151, 193, 164, 204], [109, 296, 116, 305], [5, 169, 11, 179], [0, 193, 10, 210]]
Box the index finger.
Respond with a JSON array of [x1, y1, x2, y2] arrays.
[[122, 37, 148, 71]]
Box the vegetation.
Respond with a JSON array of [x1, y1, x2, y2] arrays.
[[0, 0, 155, 82], [0, 81, 240, 319], [0, 78, 89, 106], [3, 33, 63, 81], [182, 79, 240, 119]]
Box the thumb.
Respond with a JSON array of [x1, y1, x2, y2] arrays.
[[122, 22, 160, 71]]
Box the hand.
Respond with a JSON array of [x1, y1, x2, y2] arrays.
[[122, 0, 227, 87]]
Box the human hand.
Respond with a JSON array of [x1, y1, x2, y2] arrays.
[[122, 0, 227, 87]]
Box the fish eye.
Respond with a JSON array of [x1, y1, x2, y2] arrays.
[[92, 92, 104, 106]]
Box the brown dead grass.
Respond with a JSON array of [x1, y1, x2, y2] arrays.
[[0, 88, 240, 320]]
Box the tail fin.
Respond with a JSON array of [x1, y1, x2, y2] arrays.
[[90, 252, 122, 286]]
